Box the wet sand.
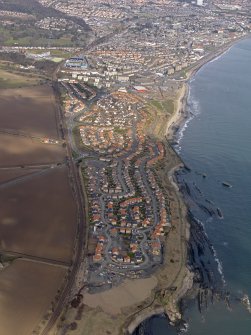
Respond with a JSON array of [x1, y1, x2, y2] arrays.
[[165, 83, 188, 139]]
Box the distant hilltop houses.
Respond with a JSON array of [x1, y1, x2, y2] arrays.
[[26, 51, 51, 59], [196, 0, 204, 6]]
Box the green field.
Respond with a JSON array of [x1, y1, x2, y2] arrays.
[[0, 63, 41, 89], [0, 26, 76, 47], [150, 99, 174, 115]]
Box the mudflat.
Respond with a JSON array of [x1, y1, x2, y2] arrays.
[[0, 133, 65, 167], [0, 259, 67, 335], [0, 85, 59, 138], [0, 166, 77, 262]]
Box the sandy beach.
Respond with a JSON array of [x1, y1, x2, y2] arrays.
[[165, 83, 188, 140], [83, 277, 158, 315], [164, 38, 246, 141]]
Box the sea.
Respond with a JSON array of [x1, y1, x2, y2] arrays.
[[134, 38, 251, 334]]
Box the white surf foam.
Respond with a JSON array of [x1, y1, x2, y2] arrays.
[[211, 245, 226, 285], [174, 91, 201, 151], [175, 116, 193, 152]]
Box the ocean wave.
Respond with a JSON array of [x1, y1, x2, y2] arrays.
[[175, 116, 193, 152], [187, 95, 201, 116], [174, 93, 201, 150], [211, 245, 226, 285]]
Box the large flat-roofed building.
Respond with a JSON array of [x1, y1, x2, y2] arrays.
[[65, 55, 88, 69]]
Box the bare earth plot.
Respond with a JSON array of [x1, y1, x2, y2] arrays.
[[0, 133, 65, 167], [0, 76, 77, 334], [0, 85, 59, 138], [0, 259, 67, 335], [83, 277, 158, 315], [0, 166, 77, 262]]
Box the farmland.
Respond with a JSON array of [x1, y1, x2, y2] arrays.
[[0, 166, 77, 262], [0, 259, 67, 335], [0, 133, 65, 167], [0, 85, 60, 138], [0, 71, 78, 334], [0, 168, 39, 184]]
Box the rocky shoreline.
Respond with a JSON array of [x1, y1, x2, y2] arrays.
[[53, 37, 251, 335], [127, 39, 249, 334]]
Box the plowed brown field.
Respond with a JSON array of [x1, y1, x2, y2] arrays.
[[0, 133, 65, 167], [0, 85, 59, 138], [0, 259, 67, 335], [0, 166, 77, 262], [0, 82, 77, 333]]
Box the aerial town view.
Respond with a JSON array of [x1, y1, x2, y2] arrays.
[[0, 0, 251, 335]]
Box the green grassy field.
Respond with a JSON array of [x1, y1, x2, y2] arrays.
[[0, 26, 76, 47], [149, 99, 174, 115], [0, 64, 41, 89]]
